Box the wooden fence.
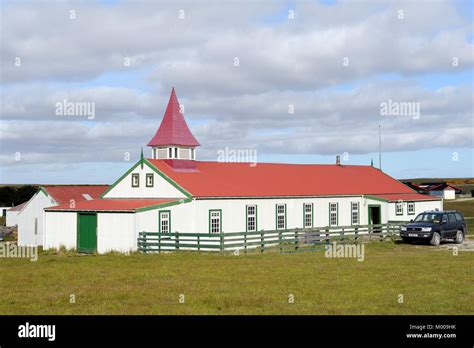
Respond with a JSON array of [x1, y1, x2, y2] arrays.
[[137, 221, 407, 254]]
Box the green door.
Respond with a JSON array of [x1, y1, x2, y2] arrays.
[[77, 213, 97, 253]]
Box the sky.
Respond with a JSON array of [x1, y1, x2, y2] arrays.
[[0, 0, 473, 184]]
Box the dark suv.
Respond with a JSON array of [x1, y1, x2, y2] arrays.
[[400, 210, 467, 246]]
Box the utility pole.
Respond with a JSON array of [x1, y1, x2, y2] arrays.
[[378, 124, 382, 171]]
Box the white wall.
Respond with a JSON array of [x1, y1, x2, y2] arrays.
[[18, 191, 57, 246], [137, 196, 443, 235], [387, 200, 443, 222], [0, 207, 10, 218], [44, 211, 77, 250], [103, 162, 187, 199], [97, 213, 136, 253], [137, 202, 194, 233], [195, 196, 376, 233], [6, 210, 20, 226], [443, 190, 455, 200]]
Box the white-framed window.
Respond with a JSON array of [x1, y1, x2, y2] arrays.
[[351, 202, 359, 225], [159, 211, 170, 234], [168, 148, 173, 158], [407, 202, 415, 215], [303, 203, 313, 228], [276, 204, 286, 230], [132, 173, 139, 187], [146, 173, 154, 187], [174, 147, 178, 159], [396, 201, 404, 215], [191, 148, 195, 160], [246, 205, 257, 232], [329, 202, 338, 226], [210, 210, 221, 234]]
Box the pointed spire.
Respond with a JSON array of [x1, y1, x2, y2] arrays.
[[140, 147, 144, 169], [147, 87, 200, 147]]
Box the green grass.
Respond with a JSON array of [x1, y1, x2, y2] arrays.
[[0, 241, 472, 315], [444, 199, 474, 217]]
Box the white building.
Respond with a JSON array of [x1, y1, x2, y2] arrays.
[[17, 185, 107, 246], [5, 202, 27, 227], [0, 206, 11, 219], [44, 88, 443, 254]]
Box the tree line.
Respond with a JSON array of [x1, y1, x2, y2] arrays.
[[0, 186, 38, 207]]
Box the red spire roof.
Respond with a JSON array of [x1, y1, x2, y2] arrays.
[[147, 87, 200, 147]]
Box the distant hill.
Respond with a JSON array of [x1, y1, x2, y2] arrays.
[[400, 178, 474, 185]]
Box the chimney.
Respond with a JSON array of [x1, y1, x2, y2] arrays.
[[336, 155, 341, 165]]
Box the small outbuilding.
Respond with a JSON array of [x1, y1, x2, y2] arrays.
[[17, 185, 108, 246], [5, 202, 27, 227]]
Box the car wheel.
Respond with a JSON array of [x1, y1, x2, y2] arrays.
[[455, 230, 464, 244], [401, 237, 410, 243], [430, 232, 441, 246]]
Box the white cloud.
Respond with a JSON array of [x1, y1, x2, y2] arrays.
[[0, 0, 472, 177]]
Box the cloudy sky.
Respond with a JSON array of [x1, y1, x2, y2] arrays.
[[1, 0, 473, 184]]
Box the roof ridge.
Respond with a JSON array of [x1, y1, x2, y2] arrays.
[[147, 158, 373, 167]]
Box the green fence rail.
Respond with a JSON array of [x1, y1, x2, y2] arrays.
[[137, 221, 408, 254]]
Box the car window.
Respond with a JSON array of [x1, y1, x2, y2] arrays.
[[448, 214, 456, 223], [414, 213, 442, 223], [455, 213, 464, 221]]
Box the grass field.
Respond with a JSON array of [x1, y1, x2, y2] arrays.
[[0, 241, 472, 315], [444, 199, 474, 217]]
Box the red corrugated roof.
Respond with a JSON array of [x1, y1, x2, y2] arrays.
[[43, 185, 108, 205], [147, 87, 200, 147], [46, 198, 177, 212], [370, 193, 441, 202], [148, 159, 422, 198]]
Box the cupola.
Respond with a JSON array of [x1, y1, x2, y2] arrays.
[[147, 87, 200, 161]]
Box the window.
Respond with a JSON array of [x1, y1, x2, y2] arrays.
[[407, 202, 415, 215], [246, 205, 257, 232], [159, 211, 170, 234], [146, 173, 154, 187], [191, 148, 195, 160], [448, 213, 456, 223], [209, 210, 221, 234], [351, 202, 359, 225], [455, 213, 464, 222], [132, 173, 139, 187], [396, 201, 403, 215], [303, 203, 313, 228], [174, 147, 178, 159], [329, 203, 338, 226], [168, 148, 172, 158], [276, 204, 286, 230]]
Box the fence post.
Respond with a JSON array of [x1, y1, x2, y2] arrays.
[[142, 232, 147, 253], [261, 230, 264, 253], [220, 231, 224, 253], [340, 228, 344, 242], [295, 229, 299, 251], [176, 233, 179, 251], [158, 232, 161, 253], [279, 229, 283, 253], [244, 231, 247, 255], [197, 234, 200, 252], [355, 227, 359, 243]]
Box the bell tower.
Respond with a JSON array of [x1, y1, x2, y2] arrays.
[[147, 87, 200, 161]]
